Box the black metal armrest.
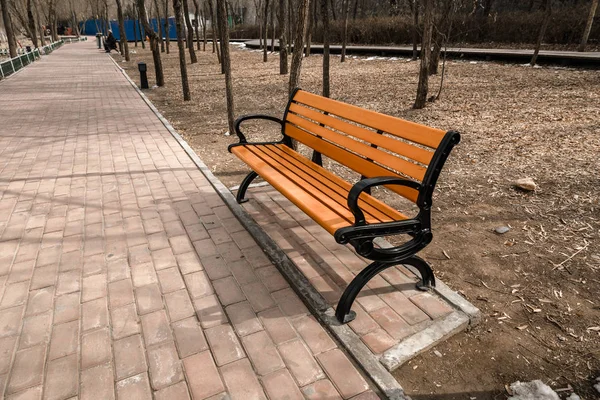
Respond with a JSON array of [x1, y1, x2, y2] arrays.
[[347, 177, 421, 226], [233, 114, 284, 144]]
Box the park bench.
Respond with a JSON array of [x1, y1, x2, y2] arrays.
[[228, 89, 461, 324]]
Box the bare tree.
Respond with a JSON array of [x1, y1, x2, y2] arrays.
[[1, 0, 17, 57], [321, 0, 330, 97], [174, 0, 191, 100], [578, 0, 598, 52], [208, 0, 220, 61], [411, 0, 419, 60], [193, 0, 200, 50], [305, 0, 314, 56], [116, 0, 130, 61], [138, 0, 165, 86], [530, 0, 551, 66], [26, 0, 39, 47], [263, 0, 269, 61], [137, 4, 146, 49], [289, 0, 310, 93], [216, 0, 235, 134], [164, 0, 170, 53], [154, 0, 165, 52], [413, 0, 433, 109], [429, 0, 452, 75], [183, 0, 197, 62], [278, 0, 288, 74], [340, 0, 349, 61]]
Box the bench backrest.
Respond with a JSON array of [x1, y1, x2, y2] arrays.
[[283, 89, 460, 208]]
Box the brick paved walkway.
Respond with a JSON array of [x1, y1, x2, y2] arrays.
[[0, 41, 379, 399]]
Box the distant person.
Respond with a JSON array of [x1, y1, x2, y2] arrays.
[[104, 30, 119, 53]]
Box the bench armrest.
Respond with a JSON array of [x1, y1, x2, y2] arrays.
[[347, 177, 421, 226], [233, 114, 284, 144]]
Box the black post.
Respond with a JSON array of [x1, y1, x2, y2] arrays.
[[138, 62, 149, 89]]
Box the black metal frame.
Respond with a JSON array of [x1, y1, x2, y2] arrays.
[[228, 88, 461, 324]]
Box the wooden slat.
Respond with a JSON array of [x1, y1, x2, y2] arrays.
[[263, 145, 404, 223], [231, 146, 349, 234], [287, 113, 427, 181], [293, 90, 446, 149], [273, 145, 409, 222], [288, 102, 434, 166], [285, 124, 420, 203]]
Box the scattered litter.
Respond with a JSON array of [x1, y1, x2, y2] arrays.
[[566, 393, 581, 400], [433, 350, 443, 358], [507, 380, 560, 400], [151, 85, 158, 89], [224, 131, 230, 136], [514, 177, 537, 192], [470, 61, 478, 64], [495, 226, 510, 234], [594, 377, 600, 394]]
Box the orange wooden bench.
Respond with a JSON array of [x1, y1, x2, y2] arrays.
[[228, 89, 460, 324]]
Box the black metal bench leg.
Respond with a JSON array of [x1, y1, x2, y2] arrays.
[[335, 261, 388, 324], [402, 255, 436, 291], [236, 171, 258, 203]]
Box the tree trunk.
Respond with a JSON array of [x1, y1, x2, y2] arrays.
[[271, 4, 275, 52], [137, 0, 165, 86], [116, 0, 130, 60], [305, 0, 314, 56], [289, 0, 310, 94], [35, 0, 44, 46], [352, 0, 358, 19], [413, 0, 433, 109], [429, 0, 452, 75], [321, 0, 330, 97], [530, 0, 551, 66], [278, 0, 288, 74], [208, 0, 220, 61], [330, 0, 336, 19], [216, 0, 225, 72], [578, 0, 599, 51], [27, 0, 39, 48], [341, 0, 349, 61], [201, 3, 207, 51], [174, 0, 191, 100], [154, 0, 165, 52], [1, 0, 17, 57], [164, 0, 171, 53], [138, 13, 146, 49], [183, 0, 198, 62], [263, 0, 269, 61], [217, 0, 235, 135], [193, 0, 201, 50], [412, 0, 419, 60]]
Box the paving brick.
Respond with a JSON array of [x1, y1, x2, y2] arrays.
[[164, 289, 195, 322], [169, 235, 194, 255], [348, 305, 379, 336], [370, 306, 412, 341], [5, 385, 43, 400], [19, 312, 52, 349], [316, 349, 369, 398], [6, 345, 45, 394], [154, 381, 191, 400], [242, 330, 284, 376], [257, 307, 298, 345], [131, 263, 158, 287], [114, 334, 147, 380], [35, 247, 62, 269], [361, 329, 397, 354], [111, 303, 141, 339], [171, 317, 208, 359], [183, 351, 224, 400], [7, 260, 35, 284], [205, 324, 246, 366], [278, 339, 325, 387], [241, 281, 275, 313], [56, 271, 81, 295], [184, 271, 214, 299], [292, 315, 336, 355], [108, 258, 130, 282], [157, 267, 185, 294], [271, 288, 309, 319], [116, 373, 153, 400], [25, 287, 54, 317], [1, 281, 29, 308], [147, 341, 184, 390], [380, 291, 430, 325], [48, 320, 78, 360], [350, 390, 381, 399], [262, 368, 304, 400], [302, 379, 342, 400], [135, 284, 163, 315], [80, 363, 115, 400], [175, 252, 203, 275], [220, 358, 267, 400], [0, 336, 17, 374], [30, 265, 58, 291], [82, 254, 105, 277], [200, 254, 230, 280], [226, 301, 263, 337], [410, 292, 454, 319], [141, 310, 173, 346], [82, 273, 107, 302], [192, 239, 218, 258], [152, 248, 178, 271], [81, 297, 109, 331], [227, 259, 258, 285], [81, 328, 111, 369], [213, 276, 246, 306], [108, 278, 135, 308], [53, 293, 79, 324], [255, 266, 289, 293], [44, 354, 78, 400], [193, 294, 227, 329]]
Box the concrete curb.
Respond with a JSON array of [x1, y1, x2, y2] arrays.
[[110, 56, 409, 400]]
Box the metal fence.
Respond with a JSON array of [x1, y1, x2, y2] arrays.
[[0, 40, 65, 81]]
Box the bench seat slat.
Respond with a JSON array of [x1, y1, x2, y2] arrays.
[[288, 102, 435, 166], [287, 113, 427, 182], [285, 124, 420, 203], [266, 145, 404, 222], [293, 90, 447, 149], [231, 144, 408, 235]]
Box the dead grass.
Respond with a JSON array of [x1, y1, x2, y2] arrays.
[[115, 43, 600, 399]]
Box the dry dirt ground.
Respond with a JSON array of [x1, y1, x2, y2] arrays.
[[113, 42, 600, 400]]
